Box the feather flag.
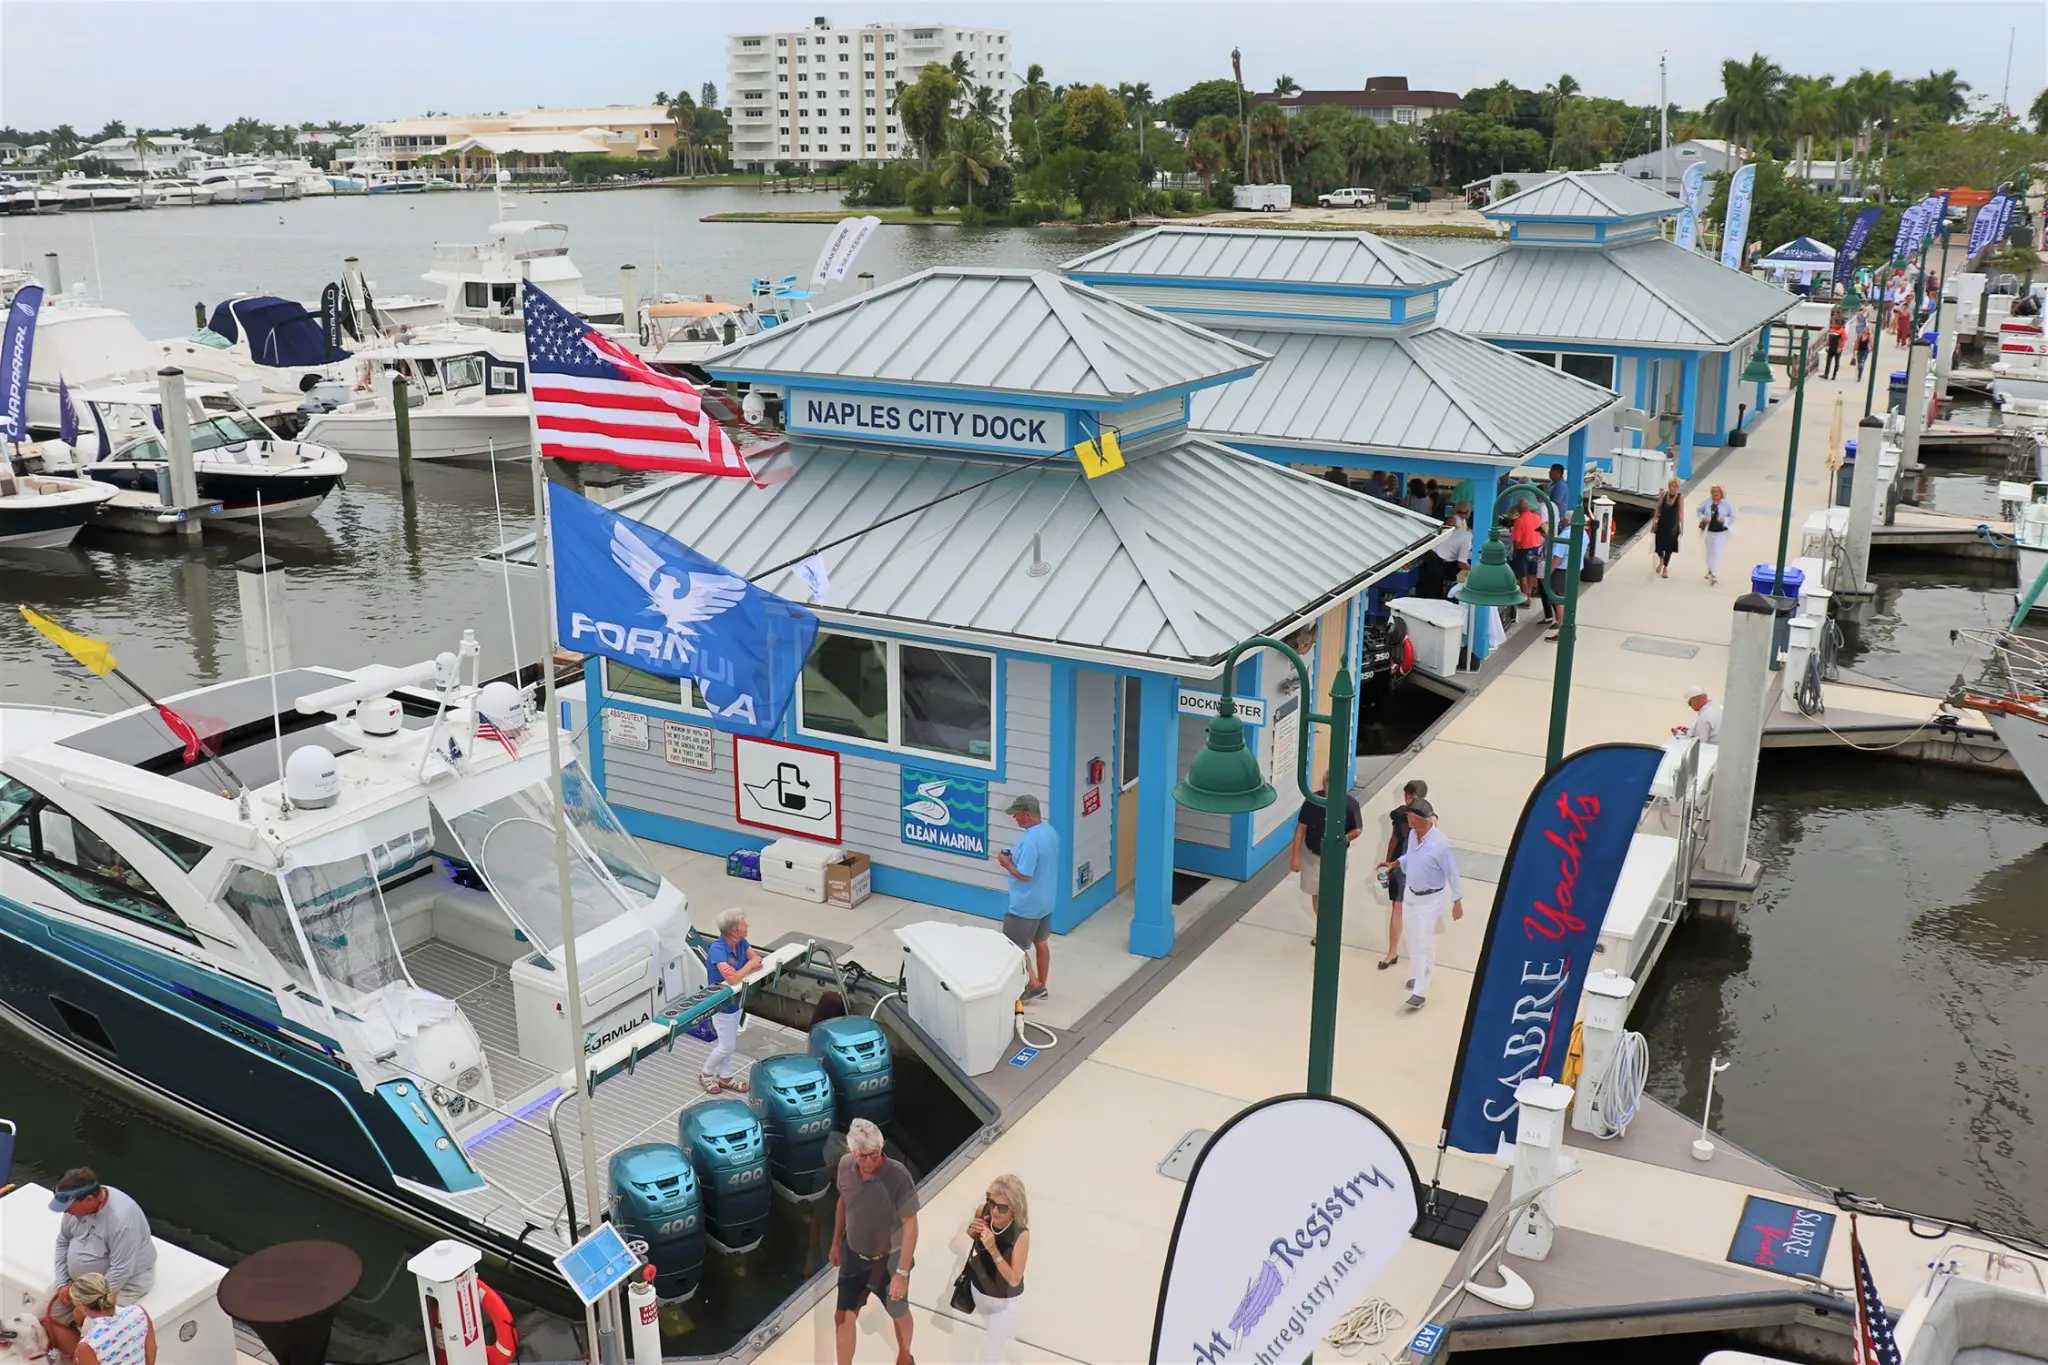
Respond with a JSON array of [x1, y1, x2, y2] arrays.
[[57, 376, 78, 446], [19, 608, 207, 763]]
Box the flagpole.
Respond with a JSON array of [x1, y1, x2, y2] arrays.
[[522, 276, 621, 1365]]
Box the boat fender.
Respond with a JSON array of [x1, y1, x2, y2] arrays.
[[479, 1280, 518, 1365], [1398, 636, 1415, 676], [1561, 1019, 1585, 1092]]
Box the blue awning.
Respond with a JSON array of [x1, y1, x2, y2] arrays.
[[1756, 236, 1836, 269], [207, 296, 351, 368]]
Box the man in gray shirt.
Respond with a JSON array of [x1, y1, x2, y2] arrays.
[[42, 1166, 157, 1358], [830, 1119, 919, 1365]]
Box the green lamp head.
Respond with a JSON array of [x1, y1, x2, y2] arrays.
[[1739, 348, 1775, 387], [1171, 703, 1275, 814], [1459, 532, 1528, 609]]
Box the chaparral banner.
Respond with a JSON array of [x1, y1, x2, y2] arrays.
[[1438, 743, 1662, 1156], [1152, 1096, 1419, 1365]]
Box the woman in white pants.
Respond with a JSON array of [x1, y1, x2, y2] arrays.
[[1698, 485, 1737, 586], [964, 1174, 1031, 1362], [702, 908, 762, 1093]]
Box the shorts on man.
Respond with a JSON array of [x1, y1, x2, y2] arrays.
[[1001, 912, 1051, 949], [835, 1245, 910, 1320]]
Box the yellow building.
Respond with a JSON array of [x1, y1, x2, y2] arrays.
[[342, 105, 675, 179]]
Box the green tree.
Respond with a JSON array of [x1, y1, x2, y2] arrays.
[[1705, 53, 1788, 162], [1483, 80, 1519, 124], [2033, 87, 2048, 134], [1249, 99, 1292, 180], [970, 85, 1002, 123], [46, 123, 79, 161], [938, 116, 1002, 207], [700, 81, 719, 110], [1889, 123, 2048, 199], [894, 63, 961, 166], [93, 119, 126, 145], [660, 90, 698, 175], [1274, 75, 1300, 96], [1786, 75, 1836, 179], [1907, 69, 1970, 123], [1062, 84, 1126, 153], [131, 125, 155, 175], [1163, 78, 1243, 130]]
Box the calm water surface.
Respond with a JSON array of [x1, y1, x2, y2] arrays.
[[1636, 758, 2048, 1241]]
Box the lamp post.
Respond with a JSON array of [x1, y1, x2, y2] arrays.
[[1458, 481, 1582, 772], [1174, 639, 1354, 1094]]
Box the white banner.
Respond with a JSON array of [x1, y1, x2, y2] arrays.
[[1674, 162, 1706, 251], [1720, 164, 1756, 270], [830, 215, 882, 281], [1151, 1096, 1419, 1365], [810, 216, 862, 286]]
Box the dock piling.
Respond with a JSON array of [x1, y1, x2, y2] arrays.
[[41, 253, 61, 295], [618, 265, 638, 346], [1934, 293, 1958, 402], [1702, 594, 1780, 882], [1899, 338, 1931, 474], [194, 301, 207, 330], [390, 370, 415, 487], [1842, 411, 1888, 595], [157, 367, 203, 542], [235, 554, 293, 676]]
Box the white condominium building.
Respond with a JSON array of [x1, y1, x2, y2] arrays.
[[726, 16, 1011, 171]]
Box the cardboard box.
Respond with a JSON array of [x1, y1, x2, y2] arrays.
[[825, 852, 872, 908]]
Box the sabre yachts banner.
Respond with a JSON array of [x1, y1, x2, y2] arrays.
[[1437, 743, 1662, 1156]]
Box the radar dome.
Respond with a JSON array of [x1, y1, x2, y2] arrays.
[[476, 680, 525, 732], [357, 696, 402, 736], [285, 745, 341, 808]]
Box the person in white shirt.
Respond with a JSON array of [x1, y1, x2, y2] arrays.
[[1377, 800, 1463, 1009], [1673, 686, 1723, 743]]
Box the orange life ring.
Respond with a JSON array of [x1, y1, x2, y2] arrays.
[[479, 1280, 519, 1365]]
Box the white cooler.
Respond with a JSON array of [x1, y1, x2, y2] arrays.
[[760, 838, 843, 903], [2, 1184, 236, 1365], [894, 921, 1027, 1076], [1387, 597, 1465, 679]]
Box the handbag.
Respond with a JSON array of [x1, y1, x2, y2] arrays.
[[950, 1261, 976, 1314]]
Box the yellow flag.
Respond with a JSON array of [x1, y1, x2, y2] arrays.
[[1075, 428, 1125, 479], [20, 608, 118, 677]]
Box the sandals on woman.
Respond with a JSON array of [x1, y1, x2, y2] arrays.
[[702, 1073, 751, 1094]]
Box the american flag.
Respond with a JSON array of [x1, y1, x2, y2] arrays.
[[474, 714, 521, 758], [522, 283, 751, 477], [1851, 1219, 1903, 1365]]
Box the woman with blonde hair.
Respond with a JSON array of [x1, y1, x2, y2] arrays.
[[68, 1274, 155, 1365], [963, 1174, 1031, 1362], [1651, 478, 1683, 578], [1697, 485, 1736, 586]]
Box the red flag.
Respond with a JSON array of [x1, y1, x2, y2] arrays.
[[155, 704, 204, 764]]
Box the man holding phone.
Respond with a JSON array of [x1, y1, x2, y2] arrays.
[[997, 794, 1057, 1002]]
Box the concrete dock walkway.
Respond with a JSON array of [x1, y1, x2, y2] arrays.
[[647, 331, 2043, 1365]]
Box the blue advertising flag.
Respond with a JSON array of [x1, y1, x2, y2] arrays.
[[1989, 193, 2016, 246], [0, 284, 43, 439], [1719, 165, 1756, 270], [545, 482, 819, 737], [1834, 207, 1882, 284], [1438, 743, 1663, 1156], [1891, 203, 1923, 262], [1967, 194, 2007, 257], [57, 377, 78, 446]]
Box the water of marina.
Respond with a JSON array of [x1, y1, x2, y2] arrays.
[[1635, 757, 2048, 1242]]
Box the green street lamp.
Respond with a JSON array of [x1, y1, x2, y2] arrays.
[[1469, 480, 1584, 772], [1740, 346, 1775, 388], [1174, 637, 1354, 1096]]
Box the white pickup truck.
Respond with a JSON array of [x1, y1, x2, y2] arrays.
[[1317, 187, 1378, 208]]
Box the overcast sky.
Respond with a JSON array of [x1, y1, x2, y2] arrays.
[[2, 0, 2042, 131]]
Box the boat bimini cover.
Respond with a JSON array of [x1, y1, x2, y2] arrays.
[[210, 296, 351, 368]]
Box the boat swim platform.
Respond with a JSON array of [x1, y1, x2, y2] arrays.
[[614, 335, 2048, 1365]]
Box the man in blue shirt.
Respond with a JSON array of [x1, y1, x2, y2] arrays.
[[997, 793, 1058, 1002]]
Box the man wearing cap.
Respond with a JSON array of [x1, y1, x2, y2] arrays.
[[996, 794, 1058, 1002], [1674, 687, 1723, 743], [1378, 801, 1464, 1010], [41, 1167, 156, 1358]]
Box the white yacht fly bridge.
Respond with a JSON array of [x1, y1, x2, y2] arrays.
[[297, 338, 531, 463]]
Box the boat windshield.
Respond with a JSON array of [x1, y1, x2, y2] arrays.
[[436, 758, 661, 950], [190, 414, 268, 451], [218, 832, 429, 1008]]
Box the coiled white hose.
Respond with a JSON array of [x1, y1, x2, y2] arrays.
[[1323, 1296, 1403, 1358], [1590, 1030, 1648, 1139]]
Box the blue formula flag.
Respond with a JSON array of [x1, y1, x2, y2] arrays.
[[546, 481, 818, 737], [1439, 743, 1663, 1156], [1835, 207, 1882, 286], [0, 284, 43, 439]]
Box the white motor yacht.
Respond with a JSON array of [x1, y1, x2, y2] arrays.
[[22, 293, 168, 433], [191, 166, 266, 205], [1992, 308, 2048, 411], [297, 340, 529, 463], [1892, 1241, 2048, 1363], [148, 178, 213, 208], [640, 300, 764, 367], [399, 220, 621, 332], [157, 294, 353, 405], [55, 176, 148, 211]]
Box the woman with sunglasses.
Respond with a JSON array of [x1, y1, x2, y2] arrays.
[[964, 1174, 1031, 1362]]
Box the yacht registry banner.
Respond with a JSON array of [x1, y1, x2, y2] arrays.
[[1150, 1095, 1418, 1365], [1438, 743, 1662, 1157]]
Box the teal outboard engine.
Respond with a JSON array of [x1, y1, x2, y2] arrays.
[[608, 1143, 705, 1302], [808, 1016, 894, 1129], [680, 1100, 770, 1252], [750, 1054, 836, 1198]]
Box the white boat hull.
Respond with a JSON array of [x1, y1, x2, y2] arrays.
[[0, 475, 119, 548], [1986, 710, 2048, 806], [298, 405, 530, 462], [2022, 545, 2048, 608]]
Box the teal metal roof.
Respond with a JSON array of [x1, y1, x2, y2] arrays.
[[1063, 226, 1455, 291], [1485, 170, 1681, 221], [1192, 326, 1614, 460], [1436, 239, 1796, 348], [495, 435, 1439, 668], [703, 267, 1266, 403]]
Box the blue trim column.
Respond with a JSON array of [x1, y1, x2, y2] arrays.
[[1566, 427, 1588, 510], [1047, 661, 1079, 932], [1130, 671, 1180, 958], [1630, 355, 1647, 449], [1752, 326, 1770, 424], [1467, 472, 1499, 664], [1677, 350, 1700, 480]]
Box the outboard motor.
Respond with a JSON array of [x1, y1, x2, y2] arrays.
[[680, 1101, 770, 1252], [749, 1055, 835, 1198], [608, 1144, 705, 1302], [808, 1016, 895, 1129]]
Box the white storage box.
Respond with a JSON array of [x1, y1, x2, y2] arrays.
[[2, 1183, 236, 1365], [1800, 506, 1850, 558], [760, 837, 843, 902], [1594, 833, 1680, 978], [894, 921, 1027, 1076], [1387, 596, 1465, 679]]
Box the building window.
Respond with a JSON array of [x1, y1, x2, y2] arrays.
[[741, 37, 761, 47], [776, 37, 786, 45], [799, 633, 996, 764], [885, 68, 897, 79], [777, 56, 786, 64], [603, 659, 709, 714], [1560, 353, 1618, 389], [841, 142, 852, 152], [885, 123, 897, 133], [1394, 107, 1416, 124], [796, 35, 806, 44]]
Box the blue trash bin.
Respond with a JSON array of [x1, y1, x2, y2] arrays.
[[1834, 440, 1859, 506], [1751, 564, 1804, 600]]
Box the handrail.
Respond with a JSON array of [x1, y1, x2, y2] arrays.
[[547, 1090, 581, 1240]]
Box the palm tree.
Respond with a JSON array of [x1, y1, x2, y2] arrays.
[[1543, 75, 1580, 167], [2033, 85, 2048, 134], [1248, 100, 1291, 181], [1013, 62, 1051, 161], [661, 90, 697, 175], [1704, 53, 1787, 162], [1274, 75, 1300, 96], [1484, 80, 1518, 124], [970, 85, 1002, 123], [937, 115, 1001, 208], [46, 123, 80, 162], [1908, 69, 1971, 122], [1128, 81, 1154, 161], [131, 125, 156, 177], [1786, 76, 1835, 179]]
